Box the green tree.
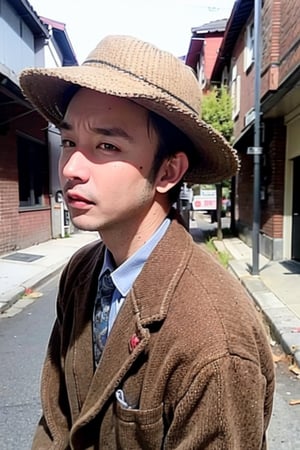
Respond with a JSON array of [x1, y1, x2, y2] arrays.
[[201, 86, 234, 239], [202, 86, 233, 143]]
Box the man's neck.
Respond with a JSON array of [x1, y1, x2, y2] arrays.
[[100, 204, 170, 267]]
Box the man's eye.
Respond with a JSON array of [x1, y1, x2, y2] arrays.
[[60, 139, 75, 148], [99, 143, 119, 151]]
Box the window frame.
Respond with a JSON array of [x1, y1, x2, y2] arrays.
[[244, 21, 255, 72], [231, 64, 241, 120], [17, 133, 49, 210]]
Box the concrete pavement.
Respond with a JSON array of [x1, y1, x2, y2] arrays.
[[0, 231, 99, 315], [190, 214, 300, 367], [1, 219, 300, 366], [215, 237, 300, 366]]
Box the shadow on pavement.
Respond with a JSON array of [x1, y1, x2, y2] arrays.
[[280, 260, 300, 275]]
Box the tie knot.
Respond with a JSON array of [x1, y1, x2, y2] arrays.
[[99, 270, 115, 297]]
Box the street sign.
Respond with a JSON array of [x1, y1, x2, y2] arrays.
[[193, 193, 216, 211], [247, 146, 263, 155]]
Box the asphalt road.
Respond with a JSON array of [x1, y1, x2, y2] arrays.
[[0, 276, 57, 450], [0, 274, 299, 449], [268, 351, 300, 449]]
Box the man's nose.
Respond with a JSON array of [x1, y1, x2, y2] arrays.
[[60, 150, 90, 182]]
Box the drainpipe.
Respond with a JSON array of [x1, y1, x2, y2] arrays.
[[247, 0, 263, 275]]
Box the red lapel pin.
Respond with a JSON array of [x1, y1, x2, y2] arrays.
[[129, 334, 140, 352]]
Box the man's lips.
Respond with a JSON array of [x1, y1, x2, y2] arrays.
[[66, 191, 95, 208]]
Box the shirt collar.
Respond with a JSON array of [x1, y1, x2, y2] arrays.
[[100, 218, 170, 297]]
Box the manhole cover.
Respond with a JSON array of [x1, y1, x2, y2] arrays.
[[2, 252, 43, 263]]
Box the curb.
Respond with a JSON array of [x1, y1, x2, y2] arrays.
[[216, 244, 300, 367], [194, 233, 300, 367], [0, 261, 66, 314]]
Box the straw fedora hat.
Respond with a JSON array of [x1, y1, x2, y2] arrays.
[[19, 35, 239, 183]]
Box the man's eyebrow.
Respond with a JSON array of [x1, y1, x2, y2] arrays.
[[92, 127, 134, 142], [57, 122, 134, 142], [57, 121, 72, 131]]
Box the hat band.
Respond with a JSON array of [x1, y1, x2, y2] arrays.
[[83, 58, 198, 116]]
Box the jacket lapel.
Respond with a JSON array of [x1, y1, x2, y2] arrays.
[[71, 288, 150, 432]]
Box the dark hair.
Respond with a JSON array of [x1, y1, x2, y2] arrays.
[[147, 111, 197, 205]]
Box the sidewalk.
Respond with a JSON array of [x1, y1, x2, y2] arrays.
[[0, 231, 99, 314], [190, 215, 300, 367], [1, 222, 300, 366], [216, 237, 300, 366]]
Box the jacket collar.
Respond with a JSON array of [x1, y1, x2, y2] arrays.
[[132, 220, 193, 324]]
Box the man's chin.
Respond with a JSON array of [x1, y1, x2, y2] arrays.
[[70, 216, 99, 232]]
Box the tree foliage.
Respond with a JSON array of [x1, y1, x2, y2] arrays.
[[201, 86, 233, 143]]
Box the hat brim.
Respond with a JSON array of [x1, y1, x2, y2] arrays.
[[19, 65, 239, 183]]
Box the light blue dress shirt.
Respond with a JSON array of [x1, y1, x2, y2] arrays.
[[98, 218, 170, 334]]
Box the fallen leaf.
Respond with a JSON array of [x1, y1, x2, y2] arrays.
[[272, 352, 287, 363], [289, 399, 300, 406], [24, 287, 33, 295], [289, 363, 300, 376], [22, 291, 43, 299]]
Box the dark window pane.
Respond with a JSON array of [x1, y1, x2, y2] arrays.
[[17, 136, 49, 207]]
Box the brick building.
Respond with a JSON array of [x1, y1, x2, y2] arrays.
[[0, 0, 77, 255], [209, 0, 300, 261]]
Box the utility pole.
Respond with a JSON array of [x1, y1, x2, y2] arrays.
[[247, 0, 262, 275]]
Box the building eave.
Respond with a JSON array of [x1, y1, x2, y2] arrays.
[[211, 0, 254, 83], [9, 0, 49, 38], [40, 16, 78, 66], [185, 38, 205, 69], [191, 19, 227, 34]]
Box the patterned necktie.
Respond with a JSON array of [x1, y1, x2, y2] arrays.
[[93, 270, 115, 366]]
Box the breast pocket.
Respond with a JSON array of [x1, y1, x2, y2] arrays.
[[114, 400, 164, 450]]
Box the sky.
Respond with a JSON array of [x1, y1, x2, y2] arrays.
[[29, 0, 236, 63]]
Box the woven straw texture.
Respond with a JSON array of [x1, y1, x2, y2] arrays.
[[19, 35, 239, 183]]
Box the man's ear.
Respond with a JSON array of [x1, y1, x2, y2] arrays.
[[156, 152, 189, 193]]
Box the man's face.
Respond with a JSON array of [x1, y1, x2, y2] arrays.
[[58, 88, 160, 233]]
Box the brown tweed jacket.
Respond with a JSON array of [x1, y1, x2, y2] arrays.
[[32, 219, 275, 449]]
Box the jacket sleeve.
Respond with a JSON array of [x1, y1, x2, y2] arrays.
[[164, 354, 275, 450], [32, 274, 71, 450]]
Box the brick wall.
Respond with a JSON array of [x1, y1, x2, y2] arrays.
[[261, 0, 281, 95], [0, 105, 51, 255], [278, 0, 300, 84], [236, 118, 285, 240], [261, 118, 286, 238], [261, 0, 281, 68], [231, 26, 256, 139], [261, 0, 300, 92], [17, 208, 51, 249], [233, 0, 284, 138], [0, 127, 19, 254], [236, 152, 254, 226]]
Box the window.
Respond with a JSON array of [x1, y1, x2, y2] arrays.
[[17, 136, 49, 208], [244, 22, 254, 71], [221, 66, 229, 86], [231, 64, 241, 119], [196, 52, 206, 89]]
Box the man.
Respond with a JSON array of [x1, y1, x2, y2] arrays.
[[20, 35, 274, 449]]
